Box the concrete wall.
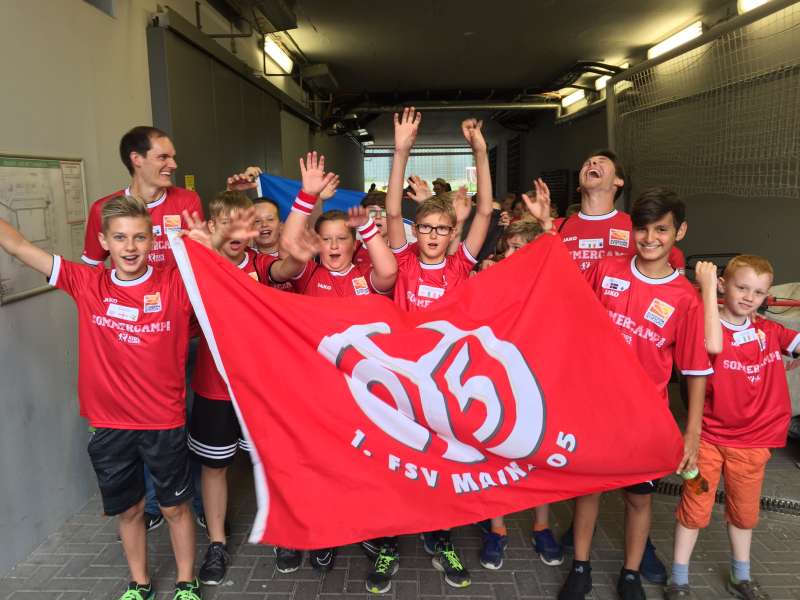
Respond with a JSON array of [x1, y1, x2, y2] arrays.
[[0, 0, 362, 576]]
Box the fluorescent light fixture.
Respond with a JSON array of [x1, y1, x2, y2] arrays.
[[361, 140, 374, 146], [647, 21, 703, 59], [595, 62, 630, 91], [355, 129, 369, 136], [738, 0, 770, 13], [561, 89, 585, 108], [264, 37, 294, 74]]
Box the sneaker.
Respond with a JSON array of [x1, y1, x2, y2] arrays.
[[561, 525, 574, 551], [195, 513, 207, 530], [726, 576, 771, 600], [172, 579, 201, 600], [274, 547, 302, 574], [309, 548, 336, 572], [365, 544, 399, 594], [532, 528, 565, 566], [479, 531, 507, 570], [617, 569, 646, 600], [118, 582, 154, 600], [198, 542, 230, 585], [432, 541, 471, 588], [421, 531, 439, 555], [558, 562, 592, 600], [361, 539, 381, 561], [664, 582, 693, 599], [144, 512, 164, 533], [639, 537, 667, 584]]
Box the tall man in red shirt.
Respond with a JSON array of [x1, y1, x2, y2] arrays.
[[82, 126, 204, 269]]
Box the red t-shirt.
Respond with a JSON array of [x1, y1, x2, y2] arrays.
[[192, 249, 274, 400], [586, 255, 713, 399], [50, 257, 192, 429], [702, 317, 800, 448], [260, 249, 294, 292], [291, 261, 386, 297], [392, 242, 477, 311], [555, 210, 685, 273], [82, 186, 203, 269], [353, 242, 372, 268]]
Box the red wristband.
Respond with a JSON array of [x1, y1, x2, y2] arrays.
[[358, 218, 379, 242], [292, 190, 318, 215]]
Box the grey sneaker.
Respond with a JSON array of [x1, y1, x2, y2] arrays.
[[726, 576, 770, 600]]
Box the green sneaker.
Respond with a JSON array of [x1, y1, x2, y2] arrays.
[[118, 582, 154, 600], [432, 541, 471, 588], [366, 544, 399, 594], [173, 579, 202, 600]]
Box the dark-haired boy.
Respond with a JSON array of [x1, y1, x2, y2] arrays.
[[557, 189, 712, 600], [1, 196, 202, 600], [82, 126, 204, 269]]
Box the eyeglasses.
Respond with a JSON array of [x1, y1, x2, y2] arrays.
[[368, 209, 387, 219], [415, 223, 454, 235]]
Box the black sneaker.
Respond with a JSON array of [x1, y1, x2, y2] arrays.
[[118, 582, 154, 600], [365, 544, 399, 594], [309, 548, 336, 572], [726, 575, 770, 600], [198, 542, 230, 585], [431, 541, 471, 588], [172, 579, 201, 600], [144, 512, 164, 533], [558, 561, 592, 600], [274, 547, 302, 574], [617, 568, 646, 600]]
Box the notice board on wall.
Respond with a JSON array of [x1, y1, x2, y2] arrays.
[[0, 155, 87, 304]]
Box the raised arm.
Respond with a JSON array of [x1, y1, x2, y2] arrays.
[[448, 186, 473, 256], [0, 218, 55, 277], [347, 206, 397, 292], [280, 152, 335, 269], [462, 119, 493, 258], [386, 107, 421, 249], [695, 261, 723, 354], [522, 178, 555, 233]]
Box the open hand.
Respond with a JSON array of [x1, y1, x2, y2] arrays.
[[394, 107, 421, 153], [320, 174, 340, 201], [299, 151, 337, 196], [452, 186, 472, 223], [282, 227, 321, 263], [407, 175, 432, 202], [461, 118, 487, 153], [522, 178, 553, 229], [346, 206, 370, 229]]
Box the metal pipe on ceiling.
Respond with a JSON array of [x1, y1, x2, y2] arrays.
[[351, 102, 561, 113]]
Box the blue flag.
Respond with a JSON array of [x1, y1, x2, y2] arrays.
[[256, 173, 366, 220]]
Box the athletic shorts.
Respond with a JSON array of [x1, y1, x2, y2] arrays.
[[676, 439, 770, 530], [624, 478, 661, 495], [188, 394, 251, 468], [87, 426, 193, 516]]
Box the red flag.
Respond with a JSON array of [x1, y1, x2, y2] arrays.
[[171, 234, 682, 548]]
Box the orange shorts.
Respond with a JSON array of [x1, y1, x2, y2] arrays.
[[675, 439, 770, 530]]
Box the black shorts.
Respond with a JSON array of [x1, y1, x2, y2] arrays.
[[188, 394, 249, 468], [87, 427, 193, 516], [624, 478, 661, 495]]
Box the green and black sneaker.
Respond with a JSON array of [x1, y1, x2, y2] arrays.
[[366, 544, 399, 594], [118, 582, 154, 600], [173, 578, 202, 600], [432, 541, 471, 588]]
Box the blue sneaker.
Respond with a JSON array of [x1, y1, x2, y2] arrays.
[[639, 537, 667, 584], [532, 528, 564, 566], [479, 530, 507, 570]]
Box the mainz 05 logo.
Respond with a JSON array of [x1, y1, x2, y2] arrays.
[[318, 321, 546, 465]]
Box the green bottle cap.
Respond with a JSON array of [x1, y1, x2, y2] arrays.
[[681, 468, 699, 480]]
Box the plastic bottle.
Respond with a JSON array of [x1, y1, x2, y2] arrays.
[[681, 468, 709, 494]]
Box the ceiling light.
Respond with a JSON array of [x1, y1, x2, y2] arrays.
[[647, 21, 704, 59], [361, 139, 374, 146], [355, 129, 369, 136], [595, 63, 630, 91], [738, 0, 770, 13], [561, 90, 585, 108], [263, 37, 294, 74]]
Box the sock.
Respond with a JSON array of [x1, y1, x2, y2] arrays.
[[491, 525, 508, 536], [533, 522, 549, 532], [731, 558, 750, 582], [671, 562, 690, 586]]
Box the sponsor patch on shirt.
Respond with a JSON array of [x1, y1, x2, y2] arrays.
[[601, 276, 631, 292], [732, 328, 758, 346], [608, 229, 630, 248], [143, 292, 162, 314], [152, 225, 162, 236], [418, 284, 445, 300], [352, 276, 370, 296], [163, 215, 182, 233], [644, 298, 675, 328], [562, 235, 578, 242], [578, 238, 603, 249], [106, 303, 140, 322]]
